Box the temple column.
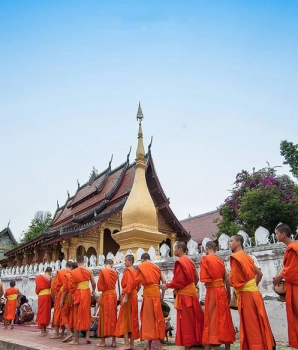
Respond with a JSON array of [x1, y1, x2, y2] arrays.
[[61, 241, 70, 261], [68, 241, 77, 261], [170, 233, 178, 253], [98, 225, 105, 255], [52, 243, 58, 261]]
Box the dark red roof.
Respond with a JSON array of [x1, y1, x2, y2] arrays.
[[180, 210, 221, 244]]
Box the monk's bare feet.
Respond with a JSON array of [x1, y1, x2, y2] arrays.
[[118, 345, 131, 350], [10, 324, 14, 330], [96, 343, 106, 348], [50, 334, 60, 339], [68, 340, 79, 345], [63, 334, 73, 343]]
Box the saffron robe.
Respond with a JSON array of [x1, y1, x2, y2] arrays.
[[51, 269, 68, 326], [3, 287, 19, 321], [230, 251, 275, 350], [35, 274, 52, 328], [97, 268, 118, 337], [61, 272, 73, 328], [166, 255, 204, 347], [136, 261, 166, 341], [200, 254, 235, 345], [115, 266, 139, 340], [68, 266, 92, 331], [282, 241, 298, 348]]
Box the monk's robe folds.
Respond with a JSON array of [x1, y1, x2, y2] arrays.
[[136, 261, 166, 341], [282, 242, 298, 348], [115, 266, 139, 340], [3, 287, 19, 321], [61, 272, 73, 328], [200, 254, 235, 346], [230, 251, 275, 350], [35, 275, 52, 329], [51, 269, 68, 327], [97, 268, 118, 337], [68, 267, 92, 331], [167, 255, 204, 347]]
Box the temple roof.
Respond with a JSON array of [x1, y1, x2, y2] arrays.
[[0, 226, 18, 246], [180, 210, 221, 244]]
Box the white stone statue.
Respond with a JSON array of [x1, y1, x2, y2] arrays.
[[11, 267, 16, 275], [83, 256, 89, 267], [136, 248, 145, 261], [61, 259, 67, 270], [20, 265, 24, 274], [125, 249, 134, 257], [1, 269, 4, 277], [187, 239, 199, 255], [29, 264, 33, 273], [115, 250, 123, 264], [25, 265, 29, 274], [33, 263, 38, 273], [148, 246, 156, 261], [218, 233, 230, 250], [237, 230, 251, 248], [8, 267, 12, 275], [89, 254, 97, 267], [44, 262, 49, 270], [106, 252, 115, 261], [50, 261, 55, 271], [160, 244, 170, 259], [16, 266, 20, 275], [201, 237, 212, 253], [255, 226, 270, 246], [55, 260, 61, 271], [98, 254, 105, 266]]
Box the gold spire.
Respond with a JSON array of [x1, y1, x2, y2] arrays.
[[136, 102, 145, 162]]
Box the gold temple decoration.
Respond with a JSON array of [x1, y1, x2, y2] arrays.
[[113, 103, 167, 255]]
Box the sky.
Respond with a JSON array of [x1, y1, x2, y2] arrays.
[[1, 0, 298, 241]]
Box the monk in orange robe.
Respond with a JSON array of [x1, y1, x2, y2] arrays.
[[229, 235, 275, 349], [3, 280, 22, 329], [136, 253, 166, 350], [273, 223, 298, 348], [68, 255, 96, 345], [60, 261, 77, 343], [35, 266, 53, 336], [96, 259, 118, 348], [200, 241, 235, 349], [160, 241, 204, 350], [115, 254, 140, 350], [51, 267, 68, 338]]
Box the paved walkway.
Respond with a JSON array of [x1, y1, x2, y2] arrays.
[[0, 324, 293, 350]]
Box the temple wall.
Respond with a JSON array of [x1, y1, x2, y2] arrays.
[[0, 242, 290, 344]]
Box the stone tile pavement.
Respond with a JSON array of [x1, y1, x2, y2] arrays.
[[0, 324, 294, 350]]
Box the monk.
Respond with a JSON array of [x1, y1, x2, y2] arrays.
[[136, 253, 166, 350], [160, 241, 204, 350], [273, 223, 298, 348], [229, 235, 275, 349], [115, 254, 140, 350], [200, 241, 235, 349], [68, 255, 96, 345], [35, 266, 53, 336], [96, 259, 118, 348], [51, 265, 69, 339], [60, 261, 77, 343], [3, 280, 22, 329]]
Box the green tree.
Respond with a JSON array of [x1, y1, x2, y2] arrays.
[[280, 140, 298, 180], [20, 211, 52, 244], [217, 166, 298, 237]]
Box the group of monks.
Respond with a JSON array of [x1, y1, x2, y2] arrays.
[[32, 222, 297, 350]]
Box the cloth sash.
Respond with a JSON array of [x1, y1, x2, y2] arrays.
[[205, 278, 224, 288], [143, 284, 160, 297], [122, 289, 137, 296], [77, 281, 89, 289], [60, 286, 63, 292], [102, 289, 116, 296], [38, 288, 51, 296], [235, 278, 258, 294], [7, 294, 18, 300], [174, 282, 197, 309]]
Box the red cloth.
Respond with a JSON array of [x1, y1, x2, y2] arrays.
[[136, 261, 166, 341], [3, 287, 19, 321], [35, 275, 52, 328], [97, 268, 118, 337], [51, 269, 68, 327], [68, 267, 92, 331], [61, 272, 73, 328], [282, 241, 298, 348], [230, 251, 275, 349], [115, 266, 139, 340], [166, 255, 204, 347], [200, 254, 235, 345]]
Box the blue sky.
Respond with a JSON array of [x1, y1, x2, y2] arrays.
[[1, 1, 297, 240]]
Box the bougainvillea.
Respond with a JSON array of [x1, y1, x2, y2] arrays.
[[216, 166, 298, 237]]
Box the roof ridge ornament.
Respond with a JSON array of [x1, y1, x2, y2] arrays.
[[57, 200, 59, 209], [136, 101, 144, 123], [127, 146, 132, 161], [7, 220, 10, 228], [109, 154, 113, 168], [77, 179, 80, 188]]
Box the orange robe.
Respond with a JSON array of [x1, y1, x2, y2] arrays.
[[230, 251, 275, 349], [51, 269, 68, 327], [136, 261, 166, 341], [68, 266, 92, 331], [166, 255, 204, 347], [3, 287, 19, 321], [200, 254, 235, 346], [115, 266, 139, 340], [97, 268, 118, 337], [282, 241, 298, 348], [35, 274, 52, 328], [61, 272, 73, 328]]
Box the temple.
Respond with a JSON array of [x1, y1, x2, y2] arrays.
[[4, 104, 189, 267], [0, 225, 17, 260]]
